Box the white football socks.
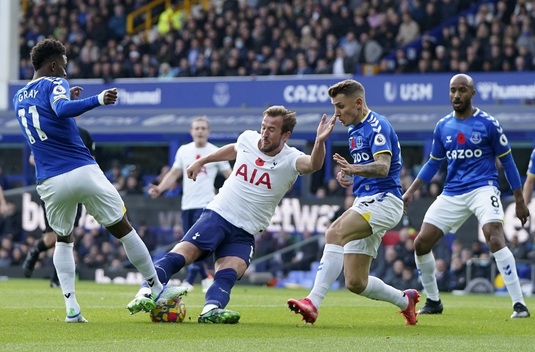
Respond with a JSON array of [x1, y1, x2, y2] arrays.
[[415, 251, 440, 301], [120, 230, 163, 295], [54, 242, 80, 316], [307, 244, 344, 309], [492, 246, 525, 306], [360, 275, 408, 310]]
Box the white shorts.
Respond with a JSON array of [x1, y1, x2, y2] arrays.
[[423, 185, 503, 234], [36, 164, 125, 236], [344, 192, 403, 258]]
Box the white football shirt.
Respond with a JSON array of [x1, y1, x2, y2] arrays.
[[173, 142, 231, 210], [207, 130, 304, 235]]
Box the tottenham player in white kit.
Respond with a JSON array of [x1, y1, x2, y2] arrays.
[[148, 117, 232, 292], [127, 105, 336, 323], [403, 74, 530, 318], [13, 39, 184, 322], [288, 79, 420, 326]]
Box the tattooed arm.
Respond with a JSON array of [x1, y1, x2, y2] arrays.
[[333, 152, 391, 178]]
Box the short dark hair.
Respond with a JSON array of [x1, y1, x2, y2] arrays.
[[263, 105, 297, 134], [328, 79, 365, 99], [30, 39, 66, 70]]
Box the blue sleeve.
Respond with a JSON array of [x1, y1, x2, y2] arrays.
[[53, 96, 100, 118], [370, 119, 393, 156], [417, 157, 442, 183], [49, 78, 101, 118], [485, 113, 510, 157], [500, 151, 522, 191], [429, 122, 446, 159]]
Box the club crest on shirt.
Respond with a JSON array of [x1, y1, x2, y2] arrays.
[[355, 135, 363, 149], [469, 131, 482, 144]]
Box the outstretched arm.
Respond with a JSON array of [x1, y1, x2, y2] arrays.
[[524, 175, 535, 205], [187, 144, 237, 181], [53, 88, 117, 118], [296, 114, 336, 174], [148, 167, 182, 198]]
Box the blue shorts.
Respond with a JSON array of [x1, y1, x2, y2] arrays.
[[181, 208, 204, 233], [181, 209, 256, 266]]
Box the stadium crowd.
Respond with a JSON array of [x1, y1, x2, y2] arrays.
[[18, 0, 533, 80], [2, 0, 534, 291]]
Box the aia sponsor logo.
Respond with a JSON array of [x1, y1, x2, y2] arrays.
[[235, 163, 271, 189]]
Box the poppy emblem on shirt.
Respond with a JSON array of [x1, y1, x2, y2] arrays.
[[196, 154, 201, 159], [457, 132, 466, 144], [255, 158, 265, 166]]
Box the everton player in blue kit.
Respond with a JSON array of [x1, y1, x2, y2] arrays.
[[523, 149, 535, 205], [14, 39, 184, 322], [403, 74, 530, 318], [288, 79, 420, 325]]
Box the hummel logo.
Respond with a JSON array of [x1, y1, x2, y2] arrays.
[[64, 293, 71, 299], [147, 278, 155, 287]]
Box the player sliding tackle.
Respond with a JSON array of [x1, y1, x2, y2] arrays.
[[127, 105, 336, 323]]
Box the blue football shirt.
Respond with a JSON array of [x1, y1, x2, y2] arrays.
[[13, 77, 96, 183], [429, 108, 511, 196], [347, 110, 402, 199]]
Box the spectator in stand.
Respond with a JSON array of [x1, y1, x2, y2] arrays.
[[421, 2, 441, 33], [396, 11, 420, 46], [107, 4, 126, 40], [470, 251, 492, 280], [332, 46, 355, 75], [122, 175, 144, 195], [508, 235, 530, 262], [435, 258, 450, 292], [383, 259, 405, 288], [448, 255, 467, 291], [157, 0, 184, 36], [358, 31, 384, 65]]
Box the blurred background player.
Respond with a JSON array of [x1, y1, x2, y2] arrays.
[[14, 38, 184, 322], [22, 126, 95, 287], [148, 117, 231, 293], [403, 74, 530, 319]]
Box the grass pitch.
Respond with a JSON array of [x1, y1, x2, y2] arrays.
[[0, 278, 533, 352]]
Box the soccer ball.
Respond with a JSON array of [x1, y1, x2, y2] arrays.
[[149, 297, 186, 323]]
